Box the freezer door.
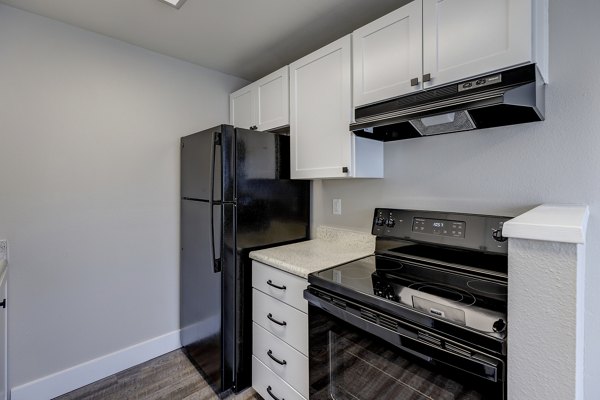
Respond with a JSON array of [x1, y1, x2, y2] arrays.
[[181, 125, 228, 201], [180, 199, 223, 392], [234, 128, 310, 249]]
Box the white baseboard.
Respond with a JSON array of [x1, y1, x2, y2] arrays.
[[11, 330, 181, 400]]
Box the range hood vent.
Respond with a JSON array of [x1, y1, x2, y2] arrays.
[[351, 65, 545, 142]]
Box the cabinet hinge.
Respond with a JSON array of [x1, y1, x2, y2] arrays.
[[214, 132, 222, 145]]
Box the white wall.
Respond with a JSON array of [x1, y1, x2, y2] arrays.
[[313, 0, 600, 397], [0, 4, 247, 389]]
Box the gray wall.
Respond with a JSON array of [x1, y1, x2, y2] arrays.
[[313, 0, 600, 397], [0, 4, 247, 387]]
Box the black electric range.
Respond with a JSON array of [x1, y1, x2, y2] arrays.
[[305, 208, 510, 400]]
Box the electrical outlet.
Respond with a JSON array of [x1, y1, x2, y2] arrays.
[[0, 240, 7, 262], [332, 199, 342, 215]]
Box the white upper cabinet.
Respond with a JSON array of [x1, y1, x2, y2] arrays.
[[352, 0, 548, 107], [230, 86, 254, 130], [353, 1, 423, 107], [290, 35, 383, 179], [230, 66, 289, 131], [422, 0, 541, 89]]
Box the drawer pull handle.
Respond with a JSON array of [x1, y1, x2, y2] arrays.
[[267, 313, 287, 326], [267, 385, 284, 400], [267, 350, 287, 365], [267, 280, 286, 291]]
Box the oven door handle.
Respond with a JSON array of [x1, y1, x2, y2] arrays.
[[305, 290, 502, 383]]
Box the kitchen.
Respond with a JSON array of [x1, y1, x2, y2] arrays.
[[0, 0, 597, 399]]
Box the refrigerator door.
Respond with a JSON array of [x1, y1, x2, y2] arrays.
[[181, 125, 228, 201], [180, 199, 224, 392], [231, 128, 310, 391], [222, 203, 237, 391], [235, 128, 310, 249]]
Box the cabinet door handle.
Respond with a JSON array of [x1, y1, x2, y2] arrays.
[[342, 167, 349, 173], [267, 350, 287, 365], [411, 77, 420, 86], [267, 280, 286, 291], [267, 386, 284, 400], [423, 73, 431, 83], [267, 313, 287, 326]]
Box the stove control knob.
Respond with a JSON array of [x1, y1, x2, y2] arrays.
[[386, 218, 396, 228], [375, 216, 386, 226], [492, 228, 508, 242], [493, 318, 506, 333], [383, 286, 399, 302]]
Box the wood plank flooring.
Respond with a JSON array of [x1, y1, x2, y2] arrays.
[[53, 349, 262, 400]]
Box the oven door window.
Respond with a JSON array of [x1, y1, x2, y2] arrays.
[[309, 304, 504, 400]]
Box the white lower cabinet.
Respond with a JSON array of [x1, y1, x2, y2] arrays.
[[253, 323, 309, 398], [252, 357, 305, 400], [252, 289, 308, 355], [251, 261, 308, 399]]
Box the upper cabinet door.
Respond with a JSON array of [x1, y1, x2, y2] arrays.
[[256, 66, 289, 131], [230, 67, 289, 131], [230, 86, 255, 130], [353, 0, 423, 107], [422, 0, 532, 89], [290, 35, 352, 179]]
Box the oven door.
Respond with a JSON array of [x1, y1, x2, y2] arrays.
[[305, 289, 505, 400]]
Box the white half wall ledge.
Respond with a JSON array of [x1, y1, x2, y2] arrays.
[[502, 204, 589, 244], [505, 203, 589, 400], [10, 330, 181, 400]]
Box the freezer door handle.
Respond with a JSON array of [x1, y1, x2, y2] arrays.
[[209, 131, 222, 273]]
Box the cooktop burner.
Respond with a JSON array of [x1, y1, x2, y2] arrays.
[[467, 279, 508, 296]]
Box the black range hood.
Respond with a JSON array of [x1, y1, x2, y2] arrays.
[[351, 64, 545, 142]]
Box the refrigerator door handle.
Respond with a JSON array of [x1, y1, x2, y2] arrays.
[[209, 131, 222, 273]]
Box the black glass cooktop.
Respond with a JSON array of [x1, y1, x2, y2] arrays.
[[313, 255, 508, 335]]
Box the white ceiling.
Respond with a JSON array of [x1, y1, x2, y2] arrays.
[[0, 0, 407, 81]]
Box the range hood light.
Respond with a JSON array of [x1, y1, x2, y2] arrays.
[[410, 110, 476, 136], [158, 0, 187, 9], [420, 113, 456, 127]]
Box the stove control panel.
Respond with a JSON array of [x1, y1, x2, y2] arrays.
[[372, 208, 510, 255], [412, 218, 465, 238]]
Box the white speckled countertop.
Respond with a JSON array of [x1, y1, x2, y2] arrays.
[[249, 226, 375, 278]]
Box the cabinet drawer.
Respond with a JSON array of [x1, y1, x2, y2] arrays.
[[253, 322, 308, 398], [253, 289, 308, 355], [252, 356, 306, 400], [252, 261, 308, 313]]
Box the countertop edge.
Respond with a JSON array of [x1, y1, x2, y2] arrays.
[[503, 204, 589, 244]]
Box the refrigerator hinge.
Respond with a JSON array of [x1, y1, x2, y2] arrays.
[[214, 258, 222, 273], [214, 132, 222, 145]]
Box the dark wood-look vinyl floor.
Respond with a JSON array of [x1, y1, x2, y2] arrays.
[[53, 349, 262, 400]]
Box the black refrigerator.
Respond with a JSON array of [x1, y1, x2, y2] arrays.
[[180, 125, 310, 395]]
